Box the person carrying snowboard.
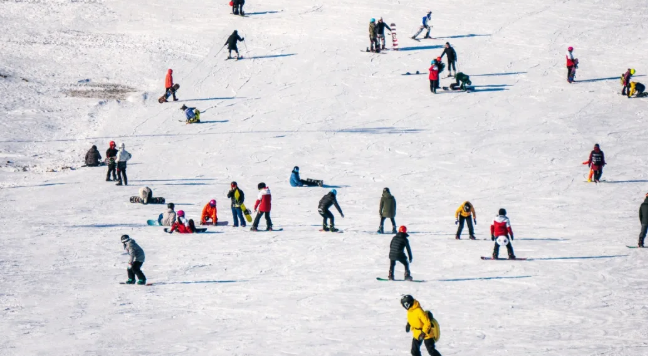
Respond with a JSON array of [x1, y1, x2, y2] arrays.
[[638, 192, 648, 247], [440, 42, 457, 77], [180, 105, 200, 124], [369, 18, 379, 52], [252, 182, 273, 231], [158, 202, 177, 226], [318, 189, 344, 232], [566, 47, 578, 83], [428, 59, 439, 94], [582, 143, 606, 183], [227, 181, 246, 227], [412, 11, 432, 40], [105, 141, 117, 181], [84, 145, 102, 167], [378, 187, 397, 234], [115, 143, 131, 186], [388, 226, 412, 280], [225, 30, 245, 60], [455, 201, 476, 240], [449, 72, 472, 91], [490, 208, 515, 260], [401, 295, 442, 356], [621, 68, 635, 95], [290, 166, 322, 187], [627, 82, 646, 98], [376, 18, 392, 51], [200, 199, 218, 225], [165, 69, 178, 102], [121, 235, 146, 285], [233, 0, 245, 16]]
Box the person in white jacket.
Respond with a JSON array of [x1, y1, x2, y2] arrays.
[[115, 143, 132, 186]]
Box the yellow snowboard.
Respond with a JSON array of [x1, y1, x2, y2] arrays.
[[240, 203, 253, 223], [431, 318, 440, 342]]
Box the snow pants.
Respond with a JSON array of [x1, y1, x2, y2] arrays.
[[389, 258, 411, 279], [380, 217, 396, 229], [413, 25, 430, 39], [252, 211, 272, 229], [369, 36, 379, 51], [592, 167, 603, 182], [106, 163, 116, 181], [447, 59, 456, 73], [456, 215, 474, 238], [165, 86, 177, 101], [377, 34, 386, 49], [116, 162, 128, 185], [411, 338, 442, 356], [232, 207, 246, 227], [128, 261, 146, 281], [567, 65, 575, 81], [319, 208, 335, 227], [229, 47, 239, 58], [639, 224, 648, 246], [493, 240, 515, 259], [429, 79, 438, 93]]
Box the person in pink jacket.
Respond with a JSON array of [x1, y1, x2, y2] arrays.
[[429, 59, 439, 94]]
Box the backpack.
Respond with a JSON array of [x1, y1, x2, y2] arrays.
[[427, 311, 441, 342]]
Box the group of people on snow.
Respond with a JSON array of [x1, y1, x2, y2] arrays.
[[84, 141, 131, 185], [368, 18, 392, 52]]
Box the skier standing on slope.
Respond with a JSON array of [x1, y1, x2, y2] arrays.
[[566, 47, 578, 83], [225, 30, 245, 60], [378, 187, 397, 234], [491, 208, 516, 260], [376, 18, 392, 51], [290, 166, 322, 187], [455, 201, 476, 240], [180, 105, 200, 124], [227, 181, 246, 227], [84, 145, 102, 167], [115, 143, 131, 186], [158, 203, 177, 226], [318, 189, 344, 232], [582, 143, 606, 183], [622, 68, 635, 95], [201, 199, 218, 225], [440, 42, 457, 77], [121, 235, 146, 285], [412, 11, 432, 40], [428, 59, 439, 94], [638, 193, 648, 247], [165, 69, 178, 101], [369, 18, 379, 52], [252, 182, 273, 231], [401, 295, 442, 356], [105, 141, 118, 181], [388, 226, 412, 280]]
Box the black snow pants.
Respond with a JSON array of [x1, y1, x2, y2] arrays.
[[319, 208, 335, 227], [380, 217, 396, 229], [639, 224, 648, 247], [567, 65, 574, 80], [593, 168, 603, 182], [456, 215, 474, 238], [128, 261, 146, 281], [106, 163, 116, 181], [429, 80, 438, 93], [411, 338, 442, 356], [447, 59, 456, 73], [389, 258, 411, 279], [116, 162, 128, 185], [252, 211, 272, 229], [493, 240, 515, 259]]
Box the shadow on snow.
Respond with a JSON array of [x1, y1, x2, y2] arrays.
[[438, 275, 532, 282], [153, 280, 243, 285], [602, 180, 648, 184], [435, 34, 491, 39], [177, 97, 238, 102], [131, 179, 216, 182], [530, 255, 627, 261], [245, 53, 296, 60], [246, 10, 281, 15], [471, 72, 527, 77], [577, 74, 644, 83], [398, 45, 443, 52]]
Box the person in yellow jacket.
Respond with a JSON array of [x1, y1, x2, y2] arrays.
[[455, 201, 476, 240], [627, 82, 646, 98], [401, 295, 442, 356]]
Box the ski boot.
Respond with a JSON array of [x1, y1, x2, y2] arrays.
[[137, 279, 147, 285], [388, 274, 394, 281], [124, 279, 135, 284], [404, 272, 413, 281], [455, 235, 461, 240], [250, 226, 258, 231], [266, 226, 273, 231], [508, 255, 517, 260], [322, 225, 330, 232], [115, 181, 123, 186], [391, 227, 397, 234], [469, 235, 477, 240], [377, 226, 384, 234], [492, 254, 499, 260], [329, 225, 339, 233]]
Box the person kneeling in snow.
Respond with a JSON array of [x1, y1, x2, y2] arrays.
[[167, 210, 197, 233], [628, 82, 646, 98], [450, 72, 472, 91], [180, 105, 200, 124], [401, 295, 442, 356], [201, 199, 218, 225]]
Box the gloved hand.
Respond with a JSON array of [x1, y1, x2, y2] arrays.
[[409, 258, 413, 263], [241, 37, 245, 41], [406, 323, 411, 333], [491, 235, 495, 241], [341, 212, 345, 218], [418, 332, 426, 341], [510, 235, 514, 240], [473, 219, 477, 225], [455, 219, 458, 225]]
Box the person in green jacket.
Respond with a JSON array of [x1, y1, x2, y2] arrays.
[[450, 72, 472, 91], [378, 187, 397, 234], [369, 18, 379, 52]]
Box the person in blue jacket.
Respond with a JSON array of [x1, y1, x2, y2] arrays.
[[412, 11, 432, 40], [290, 166, 323, 187]]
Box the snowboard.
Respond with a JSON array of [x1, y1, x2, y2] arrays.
[[120, 282, 154, 286], [200, 221, 229, 226], [158, 83, 180, 103], [239, 203, 253, 223], [225, 56, 243, 61], [361, 49, 386, 54], [163, 227, 208, 233], [402, 71, 425, 76], [248, 228, 283, 232], [130, 196, 166, 204], [442, 86, 474, 92], [390, 23, 399, 51], [320, 229, 343, 233], [481, 257, 527, 261], [626, 245, 646, 249], [147, 219, 162, 226], [376, 277, 425, 283]]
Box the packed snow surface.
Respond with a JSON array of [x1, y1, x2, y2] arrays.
[[1, 0, 647, 355]]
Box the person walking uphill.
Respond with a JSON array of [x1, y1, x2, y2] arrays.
[[401, 295, 442, 356], [318, 189, 344, 232], [429, 59, 439, 94], [105, 141, 117, 181], [165, 69, 178, 101], [388, 226, 413, 281], [455, 201, 476, 240], [115, 143, 131, 186], [378, 188, 397, 234], [121, 235, 146, 285], [638, 193, 648, 247], [440, 42, 457, 77], [251, 182, 272, 231], [582, 143, 606, 183], [491, 208, 516, 260], [225, 30, 245, 60], [227, 181, 246, 227]]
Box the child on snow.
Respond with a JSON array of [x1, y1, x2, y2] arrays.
[[289, 166, 323, 187], [401, 295, 442, 356], [122, 235, 146, 285], [252, 183, 273, 231], [388, 226, 412, 280], [225, 30, 245, 59], [180, 105, 200, 124], [627, 82, 646, 98], [84, 145, 102, 167], [428, 60, 439, 94], [378, 187, 397, 234], [455, 201, 476, 240], [450, 72, 472, 91], [158, 203, 177, 226], [165, 69, 178, 101], [201, 199, 218, 225], [491, 208, 516, 260], [138, 187, 153, 204], [318, 189, 344, 232], [227, 182, 247, 227], [621, 68, 635, 95], [168, 217, 197, 233], [566, 47, 578, 83]]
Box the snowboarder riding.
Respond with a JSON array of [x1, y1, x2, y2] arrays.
[[583, 143, 606, 183], [412, 11, 432, 40], [378, 187, 397, 234], [401, 295, 442, 356], [491, 208, 516, 260], [121, 235, 146, 285], [455, 201, 476, 240], [251, 182, 273, 231], [200, 199, 218, 225], [388, 226, 412, 280], [440, 42, 457, 77], [227, 181, 246, 227], [289, 166, 323, 187], [318, 189, 344, 232], [225, 30, 244, 60]]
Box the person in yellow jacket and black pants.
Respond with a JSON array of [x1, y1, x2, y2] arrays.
[[455, 201, 476, 240], [401, 295, 442, 356]]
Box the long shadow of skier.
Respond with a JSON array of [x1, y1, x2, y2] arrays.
[[471, 72, 527, 77], [246, 10, 281, 15], [578, 74, 645, 83], [152, 280, 243, 285], [603, 179, 648, 184], [438, 275, 531, 282], [244, 53, 296, 60], [435, 34, 491, 39], [398, 45, 443, 51], [470, 87, 508, 93], [530, 255, 627, 261], [177, 97, 238, 102]]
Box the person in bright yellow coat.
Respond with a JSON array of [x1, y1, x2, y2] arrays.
[[401, 295, 442, 356], [455, 201, 476, 240]]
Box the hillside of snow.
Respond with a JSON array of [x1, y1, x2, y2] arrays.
[[1, 0, 648, 355]]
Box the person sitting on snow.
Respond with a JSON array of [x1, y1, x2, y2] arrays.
[[180, 105, 200, 124], [290, 166, 323, 187]]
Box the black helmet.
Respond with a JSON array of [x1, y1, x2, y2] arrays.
[[383, 187, 390, 193], [167, 203, 175, 209], [464, 202, 471, 212], [120, 235, 131, 243], [293, 166, 299, 172], [401, 295, 414, 310], [498, 208, 507, 216], [258, 182, 266, 189], [180, 104, 187, 110]]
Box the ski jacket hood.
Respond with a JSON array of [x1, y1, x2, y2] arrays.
[[407, 300, 433, 340], [255, 187, 272, 212], [380, 191, 396, 218]]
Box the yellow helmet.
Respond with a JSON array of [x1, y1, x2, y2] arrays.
[[630, 68, 636, 75]]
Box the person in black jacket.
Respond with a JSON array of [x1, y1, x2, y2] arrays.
[[233, 0, 245, 15], [227, 181, 246, 228], [105, 141, 118, 181], [225, 30, 245, 59], [318, 189, 344, 232], [638, 193, 648, 247], [389, 226, 413, 281], [376, 18, 392, 51], [85, 145, 102, 167], [440, 42, 457, 78]]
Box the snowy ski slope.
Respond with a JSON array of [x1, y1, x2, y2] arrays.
[[1, 0, 648, 355]]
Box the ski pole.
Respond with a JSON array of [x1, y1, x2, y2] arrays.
[[243, 37, 248, 53], [215, 44, 226, 57]]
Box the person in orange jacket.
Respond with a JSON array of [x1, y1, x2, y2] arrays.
[[201, 199, 218, 225], [165, 69, 178, 101]]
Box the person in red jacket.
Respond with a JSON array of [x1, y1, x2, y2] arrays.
[[251, 182, 273, 231], [490, 208, 516, 259], [167, 211, 197, 234], [429, 59, 440, 94], [165, 69, 178, 101], [566, 46, 578, 83], [582, 143, 606, 183], [200, 199, 218, 225]]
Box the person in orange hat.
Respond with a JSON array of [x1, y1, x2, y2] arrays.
[[388, 226, 413, 281]]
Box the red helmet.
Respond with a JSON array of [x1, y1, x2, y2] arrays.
[[398, 226, 407, 233], [568, 46, 573, 51], [109, 141, 116, 147]]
